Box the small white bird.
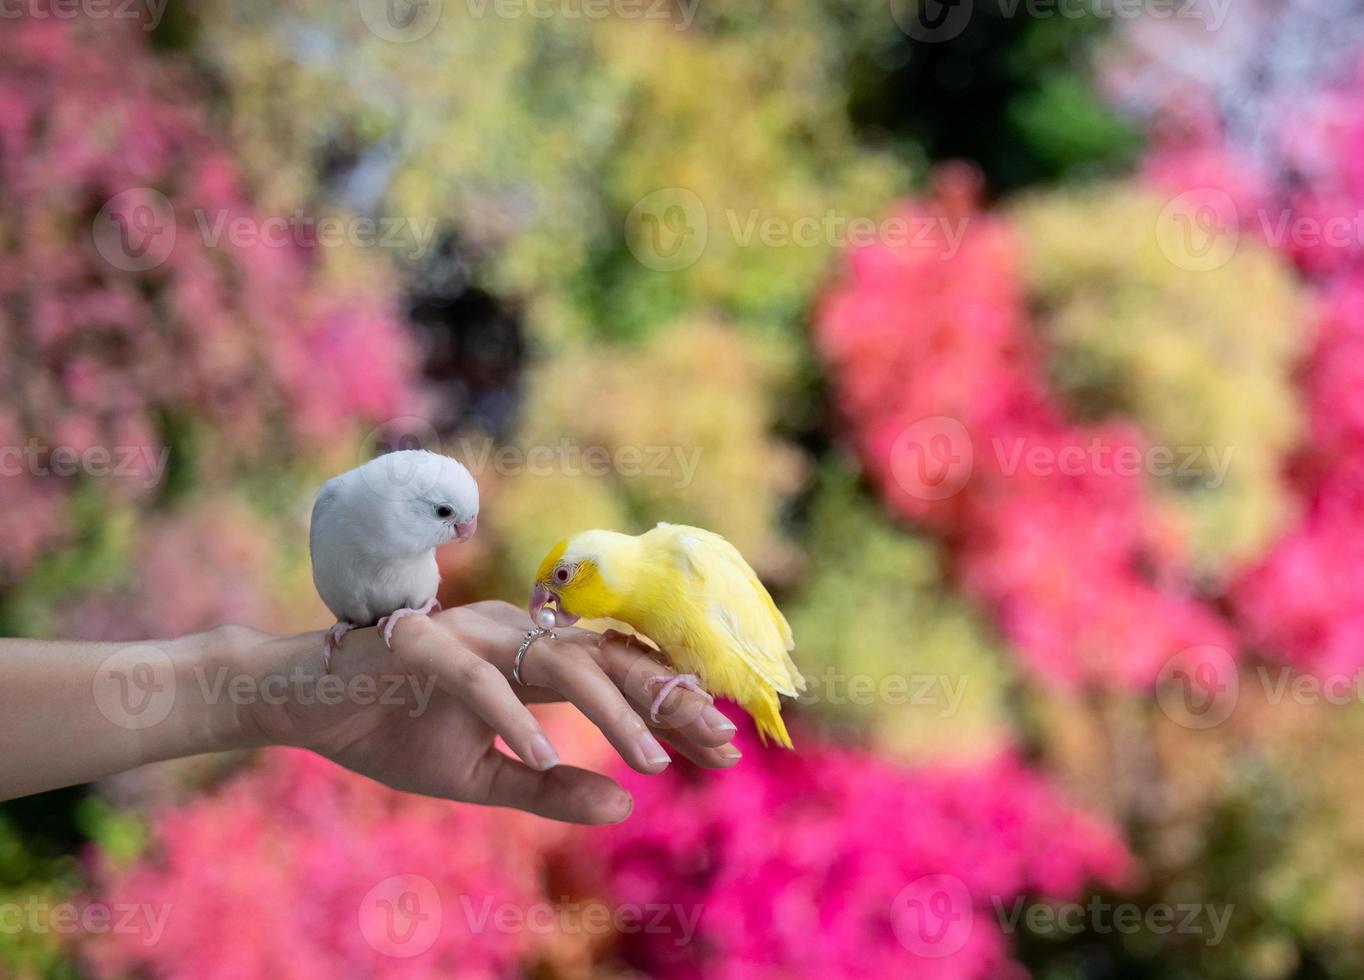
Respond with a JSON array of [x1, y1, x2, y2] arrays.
[[310, 449, 480, 669]]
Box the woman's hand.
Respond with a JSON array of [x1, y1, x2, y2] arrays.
[[238, 601, 741, 824]]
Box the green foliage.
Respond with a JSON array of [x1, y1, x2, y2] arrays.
[[786, 465, 1012, 763], [195, 0, 906, 344], [0, 809, 82, 979], [484, 321, 806, 592], [1009, 71, 1142, 180], [847, 3, 1139, 191]]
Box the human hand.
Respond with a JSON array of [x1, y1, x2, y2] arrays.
[[237, 601, 740, 824]]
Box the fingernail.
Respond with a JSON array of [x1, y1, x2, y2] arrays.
[[528, 734, 560, 770], [607, 791, 634, 824], [717, 743, 742, 764], [639, 732, 671, 768], [701, 705, 737, 734]]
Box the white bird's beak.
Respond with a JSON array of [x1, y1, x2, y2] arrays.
[[455, 516, 478, 541]]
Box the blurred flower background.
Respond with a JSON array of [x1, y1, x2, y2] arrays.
[[3, 0, 1364, 976]]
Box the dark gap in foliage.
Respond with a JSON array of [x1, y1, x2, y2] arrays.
[[407, 234, 528, 440], [847, 4, 1141, 193]]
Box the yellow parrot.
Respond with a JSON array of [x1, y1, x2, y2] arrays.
[[529, 522, 805, 748]]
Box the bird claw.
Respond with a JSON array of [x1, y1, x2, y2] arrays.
[[644, 673, 712, 723], [377, 597, 441, 649], [598, 628, 639, 653], [323, 622, 356, 673]]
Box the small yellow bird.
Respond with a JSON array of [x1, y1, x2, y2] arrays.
[[530, 522, 805, 748]]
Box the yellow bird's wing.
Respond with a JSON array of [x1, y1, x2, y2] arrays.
[[648, 523, 805, 697]]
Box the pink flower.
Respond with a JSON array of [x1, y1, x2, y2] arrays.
[[0, 11, 421, 578], [815, 171, 1235, 689], [88, 749, 566, 980], [562, 720, 1131, 980]]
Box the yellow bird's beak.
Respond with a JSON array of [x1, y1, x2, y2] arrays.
[[529, 583, 578, 629]]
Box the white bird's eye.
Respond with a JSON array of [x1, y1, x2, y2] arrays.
[[436, 505, 453, 519], [554, 566, 570, 584]]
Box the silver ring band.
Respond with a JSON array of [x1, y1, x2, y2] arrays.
[[513, 626, 555, 686]]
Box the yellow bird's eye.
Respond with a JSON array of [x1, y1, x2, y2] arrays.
[[554, 566, 570, 584]]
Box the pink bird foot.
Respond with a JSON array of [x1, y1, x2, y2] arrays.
[[644, 673, 712, 723], [378, 597, 442, 648], [323, 622, 355, 673]]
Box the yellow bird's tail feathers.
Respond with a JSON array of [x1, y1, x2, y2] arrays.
[[745, 689, 793, 749]]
